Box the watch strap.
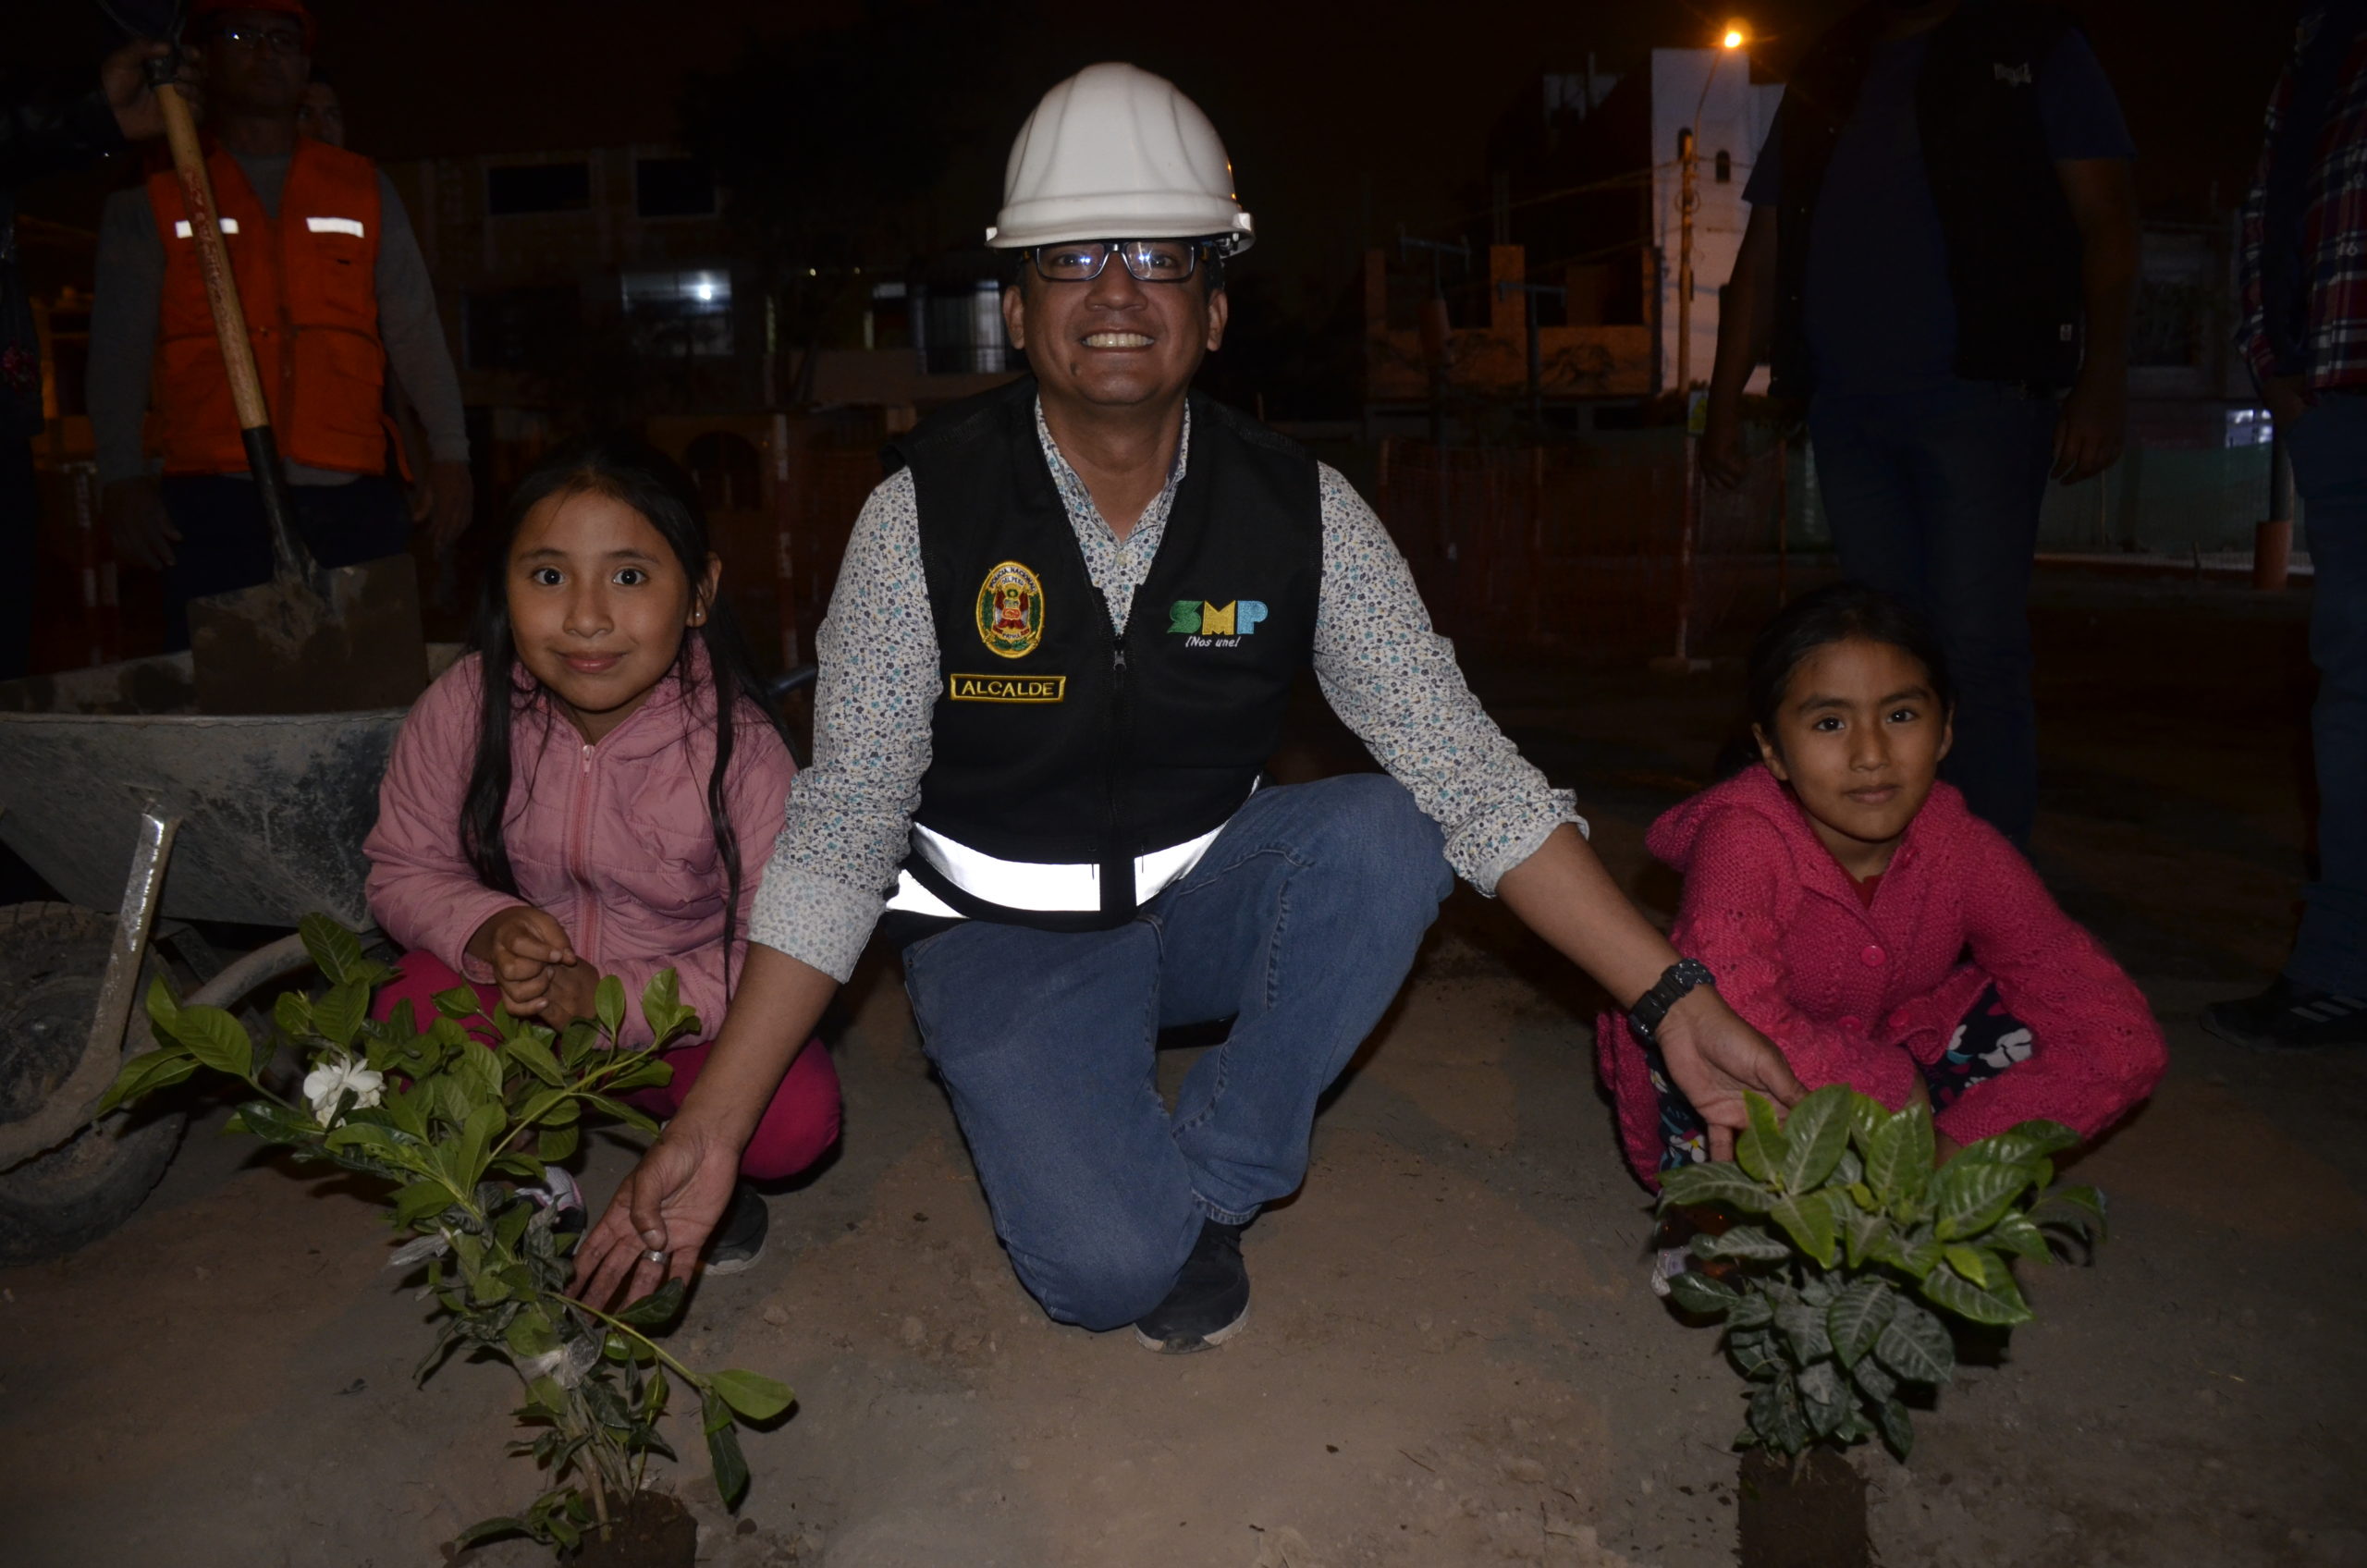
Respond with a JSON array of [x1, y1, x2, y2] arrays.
[[1628, 957, 1717, 1045]]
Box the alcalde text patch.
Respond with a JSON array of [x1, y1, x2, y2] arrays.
[[948, 673, 1067, 703]]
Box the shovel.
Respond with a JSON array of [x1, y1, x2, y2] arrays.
[[148, 61, 427, 716]]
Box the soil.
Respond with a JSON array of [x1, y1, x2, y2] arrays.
[[1735, 1449, 1867, 1568], [571, 1491, 698, 1568], [4, 576, 2366, 1567]]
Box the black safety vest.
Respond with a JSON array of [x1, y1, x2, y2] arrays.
[[1771, 0, 2086, 397], [885, 377, 1323, 931]]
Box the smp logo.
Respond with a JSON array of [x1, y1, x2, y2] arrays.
[[1993, 59, 2034, 86], [1169, 599, 1269, 647]]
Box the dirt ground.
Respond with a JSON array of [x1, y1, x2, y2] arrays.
[[5, 572, 2364, 1568]]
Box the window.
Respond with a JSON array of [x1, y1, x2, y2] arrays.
[[635, 158, 717, 219], [486, 163, 590, 216], [464, 286, 579, 371], [1714, 149, 1733, 183], [620, 269, 733, 358]]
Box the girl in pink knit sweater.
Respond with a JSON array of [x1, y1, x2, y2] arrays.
[[364, 435, 840, 1270], [1598, 584, 2165, 1186]]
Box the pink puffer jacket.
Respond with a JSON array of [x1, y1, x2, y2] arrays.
[[1597, 765, 2166, 1185], [363, 651, 793, 1049]]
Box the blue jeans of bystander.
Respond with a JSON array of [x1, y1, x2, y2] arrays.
[[898, 775, 1454, 1331], [1809, 381, 2061, 845], [2287, 392, 2367, 997]]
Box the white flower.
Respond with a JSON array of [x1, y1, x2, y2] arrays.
[[303, 1058, 386, 1124]]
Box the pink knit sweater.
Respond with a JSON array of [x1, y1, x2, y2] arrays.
[[1597, 766, 2166, 1185]]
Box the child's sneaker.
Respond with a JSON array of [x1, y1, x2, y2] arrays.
[[1647, 1204, 1742, 1299], [705, 1182, 769, 1275]]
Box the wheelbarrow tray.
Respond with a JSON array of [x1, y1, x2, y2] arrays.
[[0, 648, 456, 929]]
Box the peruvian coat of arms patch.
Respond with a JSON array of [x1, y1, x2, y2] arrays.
[[975, 559, 1045, 659]]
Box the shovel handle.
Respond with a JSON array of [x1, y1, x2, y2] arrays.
[[151, 69, 313, 585]]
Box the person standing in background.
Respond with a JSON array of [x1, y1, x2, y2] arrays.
[[1700, 0, 2140, 847], [0, 37, 176, 680], [2206, 1, 2367, 1051], [89, 0, 470, 649]]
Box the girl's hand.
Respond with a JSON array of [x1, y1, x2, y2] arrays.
[[537, 957, 606, 1025], [571, 1120, 741, 1308], [466, 905, 578, 1015]]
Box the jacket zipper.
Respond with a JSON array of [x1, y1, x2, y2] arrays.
[[1105, 601, 1134, 921], [570, 741, 600, 964]]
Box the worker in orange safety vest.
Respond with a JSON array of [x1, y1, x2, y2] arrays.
[[89, 0, 469, 648]]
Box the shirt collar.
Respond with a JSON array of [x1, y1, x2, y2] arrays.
[[1033, 393, 1191, 541]]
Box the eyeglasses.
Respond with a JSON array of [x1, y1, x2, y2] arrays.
[[1028, 239, 1205, 284], [211, 24, 308, 56]]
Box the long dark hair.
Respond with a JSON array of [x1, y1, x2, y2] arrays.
[[1717, 582, 1956, 777], [460, 434, 790, 995]]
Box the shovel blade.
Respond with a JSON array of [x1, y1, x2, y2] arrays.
[[190, 552, 430, 715]]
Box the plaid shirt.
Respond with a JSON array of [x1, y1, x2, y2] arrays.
[[2239, 3, 2367, 390]]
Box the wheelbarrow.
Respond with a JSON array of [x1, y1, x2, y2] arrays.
[[0, 646, 460, 1266]]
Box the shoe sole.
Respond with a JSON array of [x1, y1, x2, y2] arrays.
[[705, 1240, 767, 1276], [1134, 1301, 1250, 1354]]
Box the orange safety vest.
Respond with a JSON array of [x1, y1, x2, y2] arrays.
[[146, 138, 388, 476]]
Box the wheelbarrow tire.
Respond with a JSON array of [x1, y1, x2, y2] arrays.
[[0, 903, 188, 1268]]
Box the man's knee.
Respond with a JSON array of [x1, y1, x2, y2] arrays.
[[1008, 1213, 1194, 1330], [1299, 775, 1449, 892]]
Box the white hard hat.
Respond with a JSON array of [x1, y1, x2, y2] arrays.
[[987, 63, 1255, 256]]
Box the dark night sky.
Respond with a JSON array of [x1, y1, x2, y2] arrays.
[[18, 0, 2301, 308]]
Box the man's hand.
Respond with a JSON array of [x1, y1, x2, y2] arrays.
[[104, 477, 178, 569], [1654, 987, 1807, 1161], [102, 40, 188, 141], [2261, 373, 2313, 431], [571, 1119, 741, 1308], [465, 904, 579, 1017], [421, 459, 473, 550], [2052, 362, 2126, 484]]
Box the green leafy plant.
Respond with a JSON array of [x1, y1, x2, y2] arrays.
[[100, 915, 793, 1557], [1657, 1084, 2105, 1461]]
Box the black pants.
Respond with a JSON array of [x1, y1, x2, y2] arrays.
[[160, 472, 411, 651], [1, 435, 34, 681]]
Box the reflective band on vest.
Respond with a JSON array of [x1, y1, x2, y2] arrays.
[[883, 815, 1234, 918], [173, 219, 241, 236], [305, 216, 365, 236]]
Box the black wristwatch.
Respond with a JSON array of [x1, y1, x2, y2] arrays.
[[1628, 958, 1717, 1046]]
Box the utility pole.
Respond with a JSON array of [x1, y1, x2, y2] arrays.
[[1675, 125, 1699, 399]]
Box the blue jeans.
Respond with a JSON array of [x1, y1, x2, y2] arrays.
[[1809, 382, 2060, 844], [2288, 392, 2367, 996], [899, 775, 1453, 1330]]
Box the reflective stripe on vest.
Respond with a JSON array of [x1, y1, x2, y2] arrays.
[[305, 215, 365, 236], [172, 218, 241, 236], [882, 811, 1239, 919]]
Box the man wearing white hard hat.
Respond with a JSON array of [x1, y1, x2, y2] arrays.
[[574, 63, 1805, 1352]]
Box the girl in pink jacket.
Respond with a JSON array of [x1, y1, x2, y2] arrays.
[[364, 435, 839, 1270], [1598, 583, 2165, 1187]]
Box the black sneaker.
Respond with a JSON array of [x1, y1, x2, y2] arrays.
[[2201, 978, 2367, 1051], [705, 1182, 769, 1275], [1133, 1219, 1250, 1354]]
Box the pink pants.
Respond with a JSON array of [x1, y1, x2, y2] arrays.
[[370, 950, 841, 1182]]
